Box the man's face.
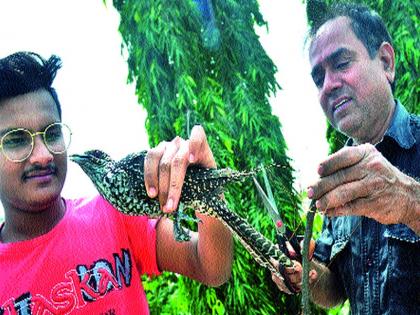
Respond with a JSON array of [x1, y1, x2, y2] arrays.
[[0, 89, 67, 211], [309, 17, 394, 143]]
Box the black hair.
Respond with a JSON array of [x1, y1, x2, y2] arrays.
[[309, 2, 395, 91], [0, 51, 63, 118]]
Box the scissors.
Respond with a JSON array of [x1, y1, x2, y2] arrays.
[[253, 167, 302, 294]]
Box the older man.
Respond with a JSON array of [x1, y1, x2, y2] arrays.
[[272, 3, 419, 314]]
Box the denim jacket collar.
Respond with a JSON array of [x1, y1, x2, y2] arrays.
[[347, 100, 416, 149], [384, 100, 416, 148]]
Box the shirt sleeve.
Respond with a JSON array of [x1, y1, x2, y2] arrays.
[[313, 217, 334, 264]]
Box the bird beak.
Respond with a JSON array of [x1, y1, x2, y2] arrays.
[[69, 154, 86, 163]]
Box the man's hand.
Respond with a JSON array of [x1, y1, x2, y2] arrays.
[[308, 143, 420, 227], [271, 239, 316, 294], [272, 257, 347, 308], [144, 125, 216, 212], [144, 125, 233, 287]]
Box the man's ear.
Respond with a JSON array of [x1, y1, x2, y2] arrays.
[[377, 42, 395, 84]]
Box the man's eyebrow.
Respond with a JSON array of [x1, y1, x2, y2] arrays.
[[0, 128, 17, 137], [311, 47, 352, 79], [328, 47, 353, 63], [0, 127, 31, 138]]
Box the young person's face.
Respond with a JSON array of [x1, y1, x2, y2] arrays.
[[309, 17, 395, 143], [0, 89, 67, 211]]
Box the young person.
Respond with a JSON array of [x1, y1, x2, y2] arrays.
[[0, 51, 233, 314]]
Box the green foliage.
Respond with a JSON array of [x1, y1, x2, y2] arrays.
[[327, 301, 350, 315], [326, 123, 347, 155], [306, 0, 420, 154], [110, 0, 324, 313]]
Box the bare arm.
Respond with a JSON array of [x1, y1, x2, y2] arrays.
[[271, 247, 346, 308], [309, 259, 347, 308], [144, 125, 233, 286], [156, 213, 233, 286]]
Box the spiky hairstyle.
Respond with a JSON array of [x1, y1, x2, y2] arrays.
[[0, 51, 63, 118]]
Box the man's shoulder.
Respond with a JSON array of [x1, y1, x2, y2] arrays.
[[66, 194, 113, 208], [65, 195, 153, 228], [65, 195, 100, 211], [64, 195, 119, 221]]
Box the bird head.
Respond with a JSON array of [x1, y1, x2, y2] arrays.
[[70, 149, 114, 184]]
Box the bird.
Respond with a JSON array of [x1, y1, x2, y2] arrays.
[[70, 149, 293, 278]]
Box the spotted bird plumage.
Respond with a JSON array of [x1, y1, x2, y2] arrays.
[[70, 149, 293, 278]]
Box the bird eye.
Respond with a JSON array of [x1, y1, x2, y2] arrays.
[[93, 150, 103, 158]]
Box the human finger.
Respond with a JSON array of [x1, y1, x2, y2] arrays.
[[270, 259, 293, 294], [309, 270, 318, 285], [271, 273, 293, 295], [309, 163, 366, 200], [315, 178, 370, 212], [284, 261, 302, 291], [299, 239, 316, 261], [317, 144, 372, 177], [189, 125, 216, 168], [324, 196, 394, 224], [158, 137, 181, 210], [144, 141, 167, 198], [271, 258, 302, 293], [285, 241, 297, 259], [165, 139, 190, 212]]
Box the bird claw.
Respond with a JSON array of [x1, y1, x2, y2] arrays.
[[172, 203, 201, 242]]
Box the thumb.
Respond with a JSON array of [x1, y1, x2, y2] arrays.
[[189, 125, 216, 168], [300, 239, 316, 261]]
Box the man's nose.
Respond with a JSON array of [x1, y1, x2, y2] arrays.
[[28, 135, 53, 165], [321, 70, 342, 98]]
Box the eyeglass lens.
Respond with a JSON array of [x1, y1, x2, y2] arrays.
[[44, 123, 71, 154], [1, 123, 71, 161], [2, 130, 32, 161]]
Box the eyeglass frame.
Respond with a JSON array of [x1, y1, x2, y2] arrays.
[[0, 122, 72, 163]]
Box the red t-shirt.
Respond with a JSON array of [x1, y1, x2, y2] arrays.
[[0, 195, 160, 314]]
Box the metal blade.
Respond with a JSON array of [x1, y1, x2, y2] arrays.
[[253, 176, 286, 235], [261, 165, 275, 204]]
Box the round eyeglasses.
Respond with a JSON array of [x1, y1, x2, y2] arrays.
[[0, 122, 72, 162]]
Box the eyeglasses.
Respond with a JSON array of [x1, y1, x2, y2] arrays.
[[0, 122, 72, 162]]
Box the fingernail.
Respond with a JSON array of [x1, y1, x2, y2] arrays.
[[309, 271, 317, 283], [307, 187, 314, 198], [165, 198, 174, 212], [189, 154, 195, 163], [317, 164, 323, 175], [148, 187, 157, 198]]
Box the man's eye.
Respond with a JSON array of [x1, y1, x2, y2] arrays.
[[46, 129, 63, 142], [336, 61, 350, 70], [314, 76, 324, 88], [3, 134, 30, 149]]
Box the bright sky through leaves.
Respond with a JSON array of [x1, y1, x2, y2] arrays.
[[0, 0, 328, 216]]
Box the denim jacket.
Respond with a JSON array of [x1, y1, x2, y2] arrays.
[[313, 101, 420, 315]]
